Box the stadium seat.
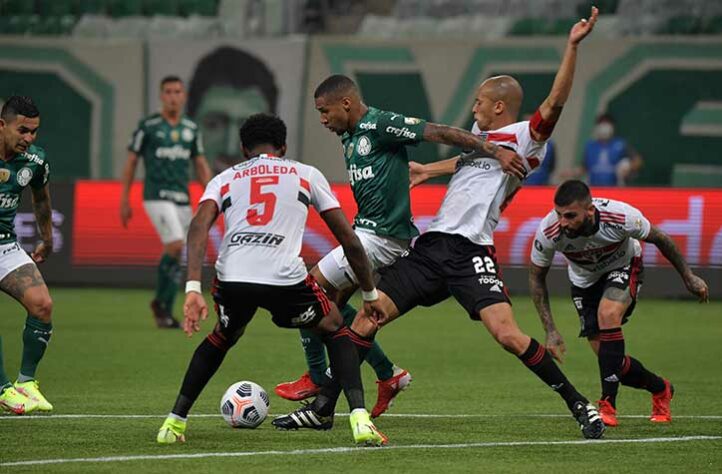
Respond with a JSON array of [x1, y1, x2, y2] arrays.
[[107, 0, 142, 17], [76, 0, 107, 15], [1, 14, 40, 34]]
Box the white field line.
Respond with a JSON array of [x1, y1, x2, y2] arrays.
[[2, 412, 722, 420], [2, 436, 720, 467]]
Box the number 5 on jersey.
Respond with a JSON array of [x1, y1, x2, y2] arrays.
[[247, 176, 279, 225]]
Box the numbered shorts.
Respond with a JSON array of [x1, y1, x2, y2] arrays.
[[377, 232, 511, 320], [143, 200, 192, 244], [317, 229, 409, 290], [0, 241, 34, 283], [211, 275, 332, 334], [570, 256, 644, 338]]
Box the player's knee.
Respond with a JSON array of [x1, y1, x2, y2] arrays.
[[215, 325, 245, 349], [597, 308, 622, 329], [165, 241, 184, 259], [494, 329, 527, 355], [28, 295, 53, 322], [350, 312, 375, 338]]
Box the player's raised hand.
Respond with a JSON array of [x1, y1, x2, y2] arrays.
[[120, 200, 132, 228], [31, 241, 52, 263], [183, 291, 208, 336], [684, 273, 709, 303], [545, 329, 567, 364], [363, 299, 389, 327], [496, 148, 527, 179], [409, 161, 430, 189], [569, 6, 598, 45]]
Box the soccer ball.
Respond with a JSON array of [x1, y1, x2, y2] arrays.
[[220, 381, 270, 428]]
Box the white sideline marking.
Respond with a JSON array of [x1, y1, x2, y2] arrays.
[[2, 436, 720, 467], [2, 412, 722, 420]]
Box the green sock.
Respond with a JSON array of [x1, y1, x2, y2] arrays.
[[0, 336, 11, 390], [340, 304, 394, 381], [300, 328, 328, 385], [19, 316, 53, 381], [156, 254, 181, 313]]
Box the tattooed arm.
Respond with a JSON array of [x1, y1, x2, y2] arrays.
[[529, 263, 566, 363], [30, 184, 53, 263], [644, 226, 709, 302], [423, 123, 526, 179]]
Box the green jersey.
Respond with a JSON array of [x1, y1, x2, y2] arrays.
[[128, 113, 204, 204], [0, 144, 50, 244], [342, 106, 426, 240]]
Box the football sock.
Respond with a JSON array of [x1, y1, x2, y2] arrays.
[[19, 316, 52, 381], [341, 304, 394, 381], [321, 327, 365, 412], [298, 327, 328, 385], [620, 355, 666, 394], [0, 336, 10, 390], [172, 333, 229, 418], [519, 338, 587, 411], [598, 327, 625, 407], [156, 254, 181, 313]]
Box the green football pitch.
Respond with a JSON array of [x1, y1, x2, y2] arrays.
[[1, 288, 720, 472]]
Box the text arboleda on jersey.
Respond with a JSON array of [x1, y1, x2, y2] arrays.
[[348, 164, 375, 186]]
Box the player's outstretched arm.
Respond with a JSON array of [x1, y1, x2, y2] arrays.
[[408, 157, 460, 188], [423, 123, 527, 178], [120, 151, 140, 228], [193, 155, 213, 187], [183, 201, 218, 336], [529, 263, 566, 363], [30, 184, 53, 264], [531, 6, 598, 142], [644, 226, 709, 303], [320, 208, 387, 321]]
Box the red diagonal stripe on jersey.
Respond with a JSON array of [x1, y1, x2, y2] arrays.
[[527, 157, 540, 170], [600, 211, 626, 220], [221, 183, 230, 196], [300, 178, 310, 192], [487, 132, 518, 144], [543, 222, 561, 237], [600, 215, 626, 224]]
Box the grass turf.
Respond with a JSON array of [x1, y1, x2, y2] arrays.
[[1, 288, 720, 472]]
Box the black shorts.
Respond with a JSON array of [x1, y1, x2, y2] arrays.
[[570, 256, 644, 338], [211, 274, 331, 332], [377, 232, 511, 320]]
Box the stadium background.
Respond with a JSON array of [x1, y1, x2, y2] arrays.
[[1, 0, 720, 298]]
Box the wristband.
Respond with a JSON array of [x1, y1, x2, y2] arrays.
[[185, 280, 202, 294], [361, 288, 379, 302]]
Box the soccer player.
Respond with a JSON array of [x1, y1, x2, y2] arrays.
[[0, 96, 54, 414], [120, 76, 212, 329], [529, 180, 709, 426], [274, 74, 527, 418], [274, 7, 606, 439], [156, 113, 388, 446]]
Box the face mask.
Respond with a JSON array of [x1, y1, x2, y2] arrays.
[[594, 122, 614, 141]]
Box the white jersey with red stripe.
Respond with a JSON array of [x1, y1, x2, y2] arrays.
[[200, 154, 340, 285], [530, 198, 652, 288], [426, 120, 547, 245]]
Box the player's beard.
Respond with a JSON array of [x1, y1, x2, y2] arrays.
[[563, 215, 595, 239]]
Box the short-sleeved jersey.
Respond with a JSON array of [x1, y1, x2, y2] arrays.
[[0, 145, 50, 244], [530, 198, 651, 288], [426, 120, 547, 245], [200, 154, 340, 285], [128, 113, 204, 204], [341, 106, 426, 240]]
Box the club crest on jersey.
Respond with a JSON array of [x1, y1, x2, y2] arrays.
[[170, 130, 180, 142], [16, 167, 33, 187], [0, 169, 10, 183], [345, 143, 354, 159], [182, 128, 194, 142], [356, 136, 372, 156], [404, 117, 421, 125]]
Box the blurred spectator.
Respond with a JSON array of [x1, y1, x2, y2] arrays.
[[583, 113, 643, 186]]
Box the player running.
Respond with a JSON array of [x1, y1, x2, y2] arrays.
[[274, 7, 606, 439], [120, 76, 212, 329], [529, 180, 709, 426], [0, 96, 54, 414], [274, 73, 527, 418], [157, 113, 388, 446]]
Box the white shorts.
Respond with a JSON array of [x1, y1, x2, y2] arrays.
[[0, 241, 35, 283], [143, 200, 193, 244], [317, 229, 409, 290]]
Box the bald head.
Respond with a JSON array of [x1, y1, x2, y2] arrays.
[[314, 74, 361, 103], [479, 75, 523, 119]]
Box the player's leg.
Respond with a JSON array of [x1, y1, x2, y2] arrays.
[[143, 201, 187, 329], [158, 280, 256, 444], [0, 254, 53, 413]]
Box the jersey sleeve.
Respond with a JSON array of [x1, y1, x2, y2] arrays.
[[128, 121, 146, 154], [191, 130, 205, 158], [375, 110, 427, 146], [530, 219, 557, 268], [199, 175, 223, 210], [29, 152, 50, 190], [308, 167, 340, 213], [621, 203, 651, 240]]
